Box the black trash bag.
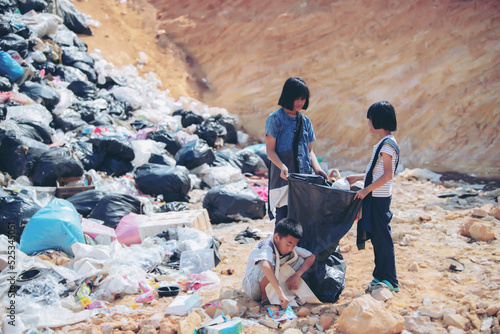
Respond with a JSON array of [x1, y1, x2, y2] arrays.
[[195, 121, 227, 147], [0, 195, 41, 243], [213, 149, 266, 175], [31, 147, 84, 186], [66, 189, 106, 217], [0, 75, 12, 91], [148, 153, 176, 167], [0, 132, 49, 178], [13, 25, 34, 40], [16, 120, 53, 144], [147, 128, 182, 156], [18, 0, 47, 14], [203, 180, 266, 224], [61, 48, 94, 66], [70, 61, 96, 82], [106, 98, 132, 120], [96, 75, 126, 90], [69, 102, 98, 123], [174, 139, 215, 170], [53, 112, 88, 132], [130, 119, 154, 131], [19, 81, 61, 111], [59, 1, 92, 35], [88, 194, 142, 229], [70, 140, 104, 170], [98, 157, 133, 177], [0, 18, 12, 36], [0, 34, 28, 58], [0, 104, 6, 120], [91, 136, 135, 161], [32, 61, 57, 76], [206, 114, 237, 144], [287, 173, 362, 303], [0, 0, 17, 14], [156, 201, 189, 213], [134, 163, 191, 203], [89, 114, 114, 127], [73, 37, 87, 52], [173, 109, 204, 128], [67, 80, 97, 100]]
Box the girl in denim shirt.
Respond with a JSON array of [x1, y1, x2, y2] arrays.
[[266, 77, 327, 224]]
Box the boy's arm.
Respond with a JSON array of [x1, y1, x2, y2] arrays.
[[261, 260, 290, 309], [286, 253, 316, 290]]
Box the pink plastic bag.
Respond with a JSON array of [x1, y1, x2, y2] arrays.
[[81, 218, 116, 244], [115, 213, 146, 246], [252, 186, 268, 203]]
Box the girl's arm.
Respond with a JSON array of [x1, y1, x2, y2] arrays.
[[266, 134, 289, 180], [309, 142, 328, 178], [346, 174, 365, 184], [354, 152, 393, 200]]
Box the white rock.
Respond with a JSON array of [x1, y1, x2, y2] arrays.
[[422, 296, 433, 306], [403, 316, 438, 334], [418, 306, 443, 319], [371, 288, 394, 302], [443, 314, 468, 329]]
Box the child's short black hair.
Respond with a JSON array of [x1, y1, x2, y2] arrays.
[[278, 77, 310, 111], [274, 218, 303, 239], [367, 101, 397, 131]]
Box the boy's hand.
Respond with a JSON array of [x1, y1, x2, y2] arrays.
[[286, 274, 301, 290], [278, 291, 290, 310]]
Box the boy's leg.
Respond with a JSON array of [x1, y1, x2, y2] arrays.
[[243, 262, 271, 302], [370, 197, 398, 288]]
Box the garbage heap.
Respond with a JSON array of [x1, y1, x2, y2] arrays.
[[0, 1, 272, 332]]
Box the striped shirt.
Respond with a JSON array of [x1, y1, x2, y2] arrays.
[[364, 135, 398, 197]]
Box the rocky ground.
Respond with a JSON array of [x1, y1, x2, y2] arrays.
[[53, 171, 500, 334]]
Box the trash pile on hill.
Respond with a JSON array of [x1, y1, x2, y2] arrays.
[[0, 1, 270, 331]]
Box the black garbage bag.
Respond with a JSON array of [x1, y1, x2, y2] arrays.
[[134, 163, 191, 203], [96, 75, 126, 90], [53, 112, 88, 132], [16, 120, 53, 144], [31, 147, 84, 186], [0, 75, 12, 91], [213, 149, 266, 175], [32, 61, 57, 76], [203, 180, 266, 224], [68, 102, 98, 123], [0, 195, 41, 243], [91, 136, 135, 161], [106, 98, 132, 120], [70, 61, 96, 82], [287, 173, 362, 303], [98, 157, 133, 177], [73, 37, 87, 52], [195, 121, 227, 147], [0, 17, 12, 36], [18, 0, 47, 14], [0, 104, 6, 120], [157, 201, 189, 213], [70, 140, 104, 170], [19, 82, 61, 111], [174, 139, 215, 170], [89, 114, 114, 127], [0, 0, 16, 14], [0, 132, 49, 178], [59, 1, 92, 35], [173, 109, 204, 128], [130, 119, 154, 131], [206, 114, 237, 144], [66, 189, 106, 217], [88, 194, 142, 229], [148, 153, 176, 167], [147, 128, 182, 156], [0, 33, 28, 58], [67, 80, 97, 100], [61, 48, 94, 66]]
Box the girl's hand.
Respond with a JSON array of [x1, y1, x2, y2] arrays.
[[280, 165, 289, 180], [346, 175, 363, 185], [354, 188, 370, 200], [314, 168, 328, 179]]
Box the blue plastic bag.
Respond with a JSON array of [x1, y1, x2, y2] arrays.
[[0, 51, 24, 82], [20, 198, 85, 257]]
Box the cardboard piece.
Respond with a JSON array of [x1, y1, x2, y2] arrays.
[[196, 315, 243, 334], [165, 293, 202, 316]]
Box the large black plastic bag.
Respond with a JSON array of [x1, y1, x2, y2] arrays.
[[16, 120, 53, 144], [173, 109, 204, 127], [31, 147, 84, 186], [67, 189, 107, 217], [0, 33, 28, 58], [287, 173, 362, 303], [0, 195, 41, 243], [70, 61, 97, 82], [91, 136, 135, 161], [19, 82, 61, 111], [88, 194, 142, 229], [195, 121, 227, 147], [67, 80, 97, 100], [53, 112, 88, 132], [0, 75, 11, 91], [0, 0, 17, 15], [157, 201, 189, 213], [148, 153, 176, 167], [213, 149, 266, 175], [147, 128, 182, 156], [175, 139, 215, 170], [0, 131, 50, 178], [18, 0, 47, 14], [98, 156, 133, 177], [203, 180, 266, 224], [61, 48, 94, 66], [206, 114, 237, 144], [70, 140, 104, 170], [59, 1, 92, 35], [134, 163, 191, 202]]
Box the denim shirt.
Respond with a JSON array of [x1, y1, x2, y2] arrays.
[[265, 108, 316, 174]]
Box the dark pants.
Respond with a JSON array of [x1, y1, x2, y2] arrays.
[[275, 206, 288, 226], [370, 197, 398, 288]]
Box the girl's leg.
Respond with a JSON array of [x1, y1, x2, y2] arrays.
[[370, 197, 398, 288], [275, 205, 288, 226]]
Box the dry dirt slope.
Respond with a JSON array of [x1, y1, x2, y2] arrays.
[[76, 0, 500, 177]]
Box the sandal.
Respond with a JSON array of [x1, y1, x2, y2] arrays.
[[365, 280, 400, 293], [364, 278, 380, 293], [260, 300, 273, 308]]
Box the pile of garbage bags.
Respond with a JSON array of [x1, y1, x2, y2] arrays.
[[0, 2, 269, 330]]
